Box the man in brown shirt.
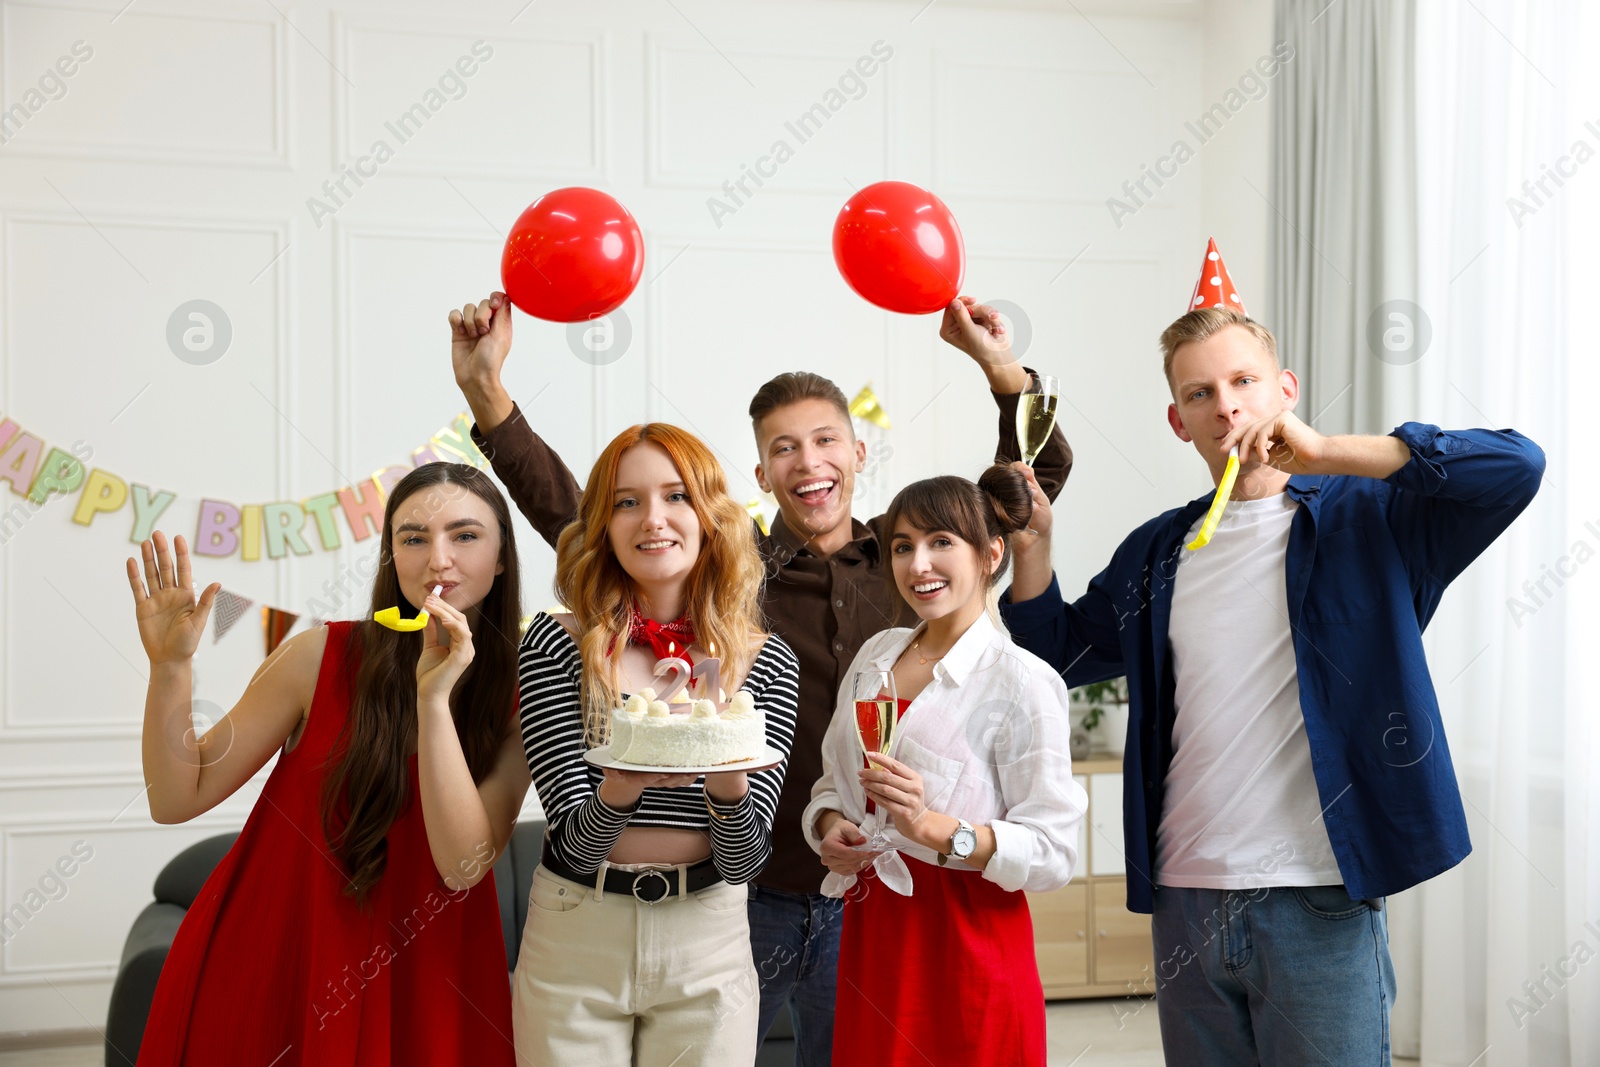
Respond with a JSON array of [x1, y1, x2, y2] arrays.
[[449, 291, 1071, 1065]]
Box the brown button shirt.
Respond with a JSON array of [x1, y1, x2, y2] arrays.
[[471, 379, 1072, 895]]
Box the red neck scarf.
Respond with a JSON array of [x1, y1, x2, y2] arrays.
[[625, 607, 696, 668]]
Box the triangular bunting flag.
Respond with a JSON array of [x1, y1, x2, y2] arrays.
[[848, 383, 892, 430], [211, 589, 254, 643], [1189, 237, 1248, 316], [263, 606, 300, 657]]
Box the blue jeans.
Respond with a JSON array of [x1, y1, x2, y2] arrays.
[[748, 884, 844, 1067], [1152, 884, 1396, 1066]]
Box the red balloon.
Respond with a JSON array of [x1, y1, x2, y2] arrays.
[[832, 181, 965, 315], [501, 188, 644, 322]]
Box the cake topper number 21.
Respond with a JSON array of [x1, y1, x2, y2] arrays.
[[650, 643, 722, 704]]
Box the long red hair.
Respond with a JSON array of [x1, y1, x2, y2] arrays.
[[553, 424, 765, 744]]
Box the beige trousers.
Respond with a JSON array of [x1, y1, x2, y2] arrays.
[[511, 862, 760, 1066]]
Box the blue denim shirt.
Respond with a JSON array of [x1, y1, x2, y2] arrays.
[[1000, 424, 1545, 913]]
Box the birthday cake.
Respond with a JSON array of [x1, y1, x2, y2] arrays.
[[608, 687, 766, 767]]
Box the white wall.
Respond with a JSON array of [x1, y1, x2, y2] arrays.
[[1200, 0, 1275, 327], [0, 0, 1267, 1036]]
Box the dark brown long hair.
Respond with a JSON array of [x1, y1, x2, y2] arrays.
[[320, 463, 522, 904]]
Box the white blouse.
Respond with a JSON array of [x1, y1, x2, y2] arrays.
[[802, 612, 1087, 896]]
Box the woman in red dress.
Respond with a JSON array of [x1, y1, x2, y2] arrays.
[[804, 465, 1089, 1067], [127, 463, 527, 1066]]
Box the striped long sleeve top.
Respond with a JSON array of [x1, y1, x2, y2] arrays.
[[517, 612, 800, 884]]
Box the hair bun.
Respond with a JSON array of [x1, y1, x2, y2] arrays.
[[978, 464, 1033, 535]]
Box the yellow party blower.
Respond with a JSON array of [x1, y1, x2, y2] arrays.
[[1186, 448, 1239, 551], [375, 584, 441, 632]]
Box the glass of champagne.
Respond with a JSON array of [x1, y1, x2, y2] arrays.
[[1017, 373, 1060, 466], [851, 669, 899, 852]]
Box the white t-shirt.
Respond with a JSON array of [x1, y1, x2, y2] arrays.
[[1156, 491, 1343, 889]]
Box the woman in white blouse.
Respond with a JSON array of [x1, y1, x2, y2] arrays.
[[804, 463, 1087, 1067]]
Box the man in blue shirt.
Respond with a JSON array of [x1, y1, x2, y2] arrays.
[[1002, 305, 1543, 1065]]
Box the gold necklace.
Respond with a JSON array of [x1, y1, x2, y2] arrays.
[[911, 638, 944, 666]]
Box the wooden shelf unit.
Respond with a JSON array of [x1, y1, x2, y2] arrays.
[[1026, 756, 1154, 999]]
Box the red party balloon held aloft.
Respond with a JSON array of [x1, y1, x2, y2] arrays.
[[832, 181, 965, 315], [501, 187, 645, 323]]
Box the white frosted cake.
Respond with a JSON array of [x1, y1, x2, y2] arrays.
[[608, 687, 766, 767]]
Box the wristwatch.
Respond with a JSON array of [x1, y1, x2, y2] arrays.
[[938, 818, 978, 866]]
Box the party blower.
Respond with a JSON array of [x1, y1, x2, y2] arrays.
[[1185, 447, 1239, 551], [375, 585, 441, 632]]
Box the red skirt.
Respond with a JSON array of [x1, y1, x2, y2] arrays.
[[832, 855, 1047, 1067]]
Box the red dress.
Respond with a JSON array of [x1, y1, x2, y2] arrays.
[[137, 621, 514, 1067], [832, 698, 1047, 1066]]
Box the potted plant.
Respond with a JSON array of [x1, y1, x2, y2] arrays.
[[1071, 677, 1130, 757]]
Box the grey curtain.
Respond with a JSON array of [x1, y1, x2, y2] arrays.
[[1270, 0, 1419, 436]]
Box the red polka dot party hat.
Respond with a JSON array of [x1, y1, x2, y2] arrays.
[[1189, 237, 1247, 316]]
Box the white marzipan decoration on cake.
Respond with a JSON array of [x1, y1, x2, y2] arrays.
[[609, 686, 766, 767]]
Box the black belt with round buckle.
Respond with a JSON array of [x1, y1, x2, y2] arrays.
[[540, 847, 723, 905]]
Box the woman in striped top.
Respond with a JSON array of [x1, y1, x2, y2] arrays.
[[510, 422, 799, 1065]]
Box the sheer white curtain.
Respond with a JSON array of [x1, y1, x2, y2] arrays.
[[1391, 1, 1595, 1064], [1269, 0, 1419, 436], [1564, 7, 1600, 1062]]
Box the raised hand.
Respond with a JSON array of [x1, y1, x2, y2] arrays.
[[449, 291, 514, 392], [416, 591, 475, 706], [940, 296, 1013, 367], [126, 532, 221, 665]]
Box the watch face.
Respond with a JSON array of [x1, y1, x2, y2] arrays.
[[952, 826, 978, 858]]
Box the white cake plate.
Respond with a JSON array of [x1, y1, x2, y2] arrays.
[[582, 745, 787, 775]]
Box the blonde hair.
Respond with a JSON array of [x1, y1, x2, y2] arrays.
[[1159, 307, 1278, 391], [554, 424, 766, 746]]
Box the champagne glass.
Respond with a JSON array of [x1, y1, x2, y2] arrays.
[[1017, 373, 1060, 466], [850, 669, 899, 852]]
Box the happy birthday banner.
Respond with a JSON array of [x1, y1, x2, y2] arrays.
[[0, 411, 487, 560]]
